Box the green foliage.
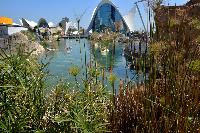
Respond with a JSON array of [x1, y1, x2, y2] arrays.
[[0, 48, 111, 132], [169, 18, 180, 27], [101, 40, 111, 48], [150, 41, 168, 57], [188, 60, 200, 72], [45, 82, 111, 132], [108, 74, 117, 86], [22, 30, 37, 41], [88, 68, 100, 78], [40, 41, 48, 49], [189, 18, 200, 30], [68, 66, 80, 78], [108, 74, 117, 95], [38, 18, 49, 28], [0, 49, 46, 132]]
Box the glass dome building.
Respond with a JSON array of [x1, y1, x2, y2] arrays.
[[87, 0, 130, 34]]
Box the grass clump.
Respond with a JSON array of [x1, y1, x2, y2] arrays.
[[0, 49, 46, 132], [169, 18, 180, 28], [45, 82, 111, 132], [189, 18, 200, 30], [188, 60, 200, 72]]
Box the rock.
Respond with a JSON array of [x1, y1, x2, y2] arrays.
[[5, 32, 45, 55]]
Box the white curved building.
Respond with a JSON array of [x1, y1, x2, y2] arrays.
[[123, 6, 136, 32], [20, 18, 37, 28], [87, 0, 130, 34]]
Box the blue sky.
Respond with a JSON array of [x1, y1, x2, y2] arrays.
[[0, 0, 188, 30]]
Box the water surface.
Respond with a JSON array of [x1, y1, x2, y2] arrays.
[[40, 39, 146, 90]]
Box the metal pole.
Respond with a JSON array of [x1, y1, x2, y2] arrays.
[[135, 2, 147, 32]]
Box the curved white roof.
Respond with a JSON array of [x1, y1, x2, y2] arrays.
[[19, 19, 37, 28], [87, 0, 130, 33], [123, 5, 136, 32]]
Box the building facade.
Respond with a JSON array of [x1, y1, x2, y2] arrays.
[[0, 25, 9, 38], [87, 0, 130, 34]]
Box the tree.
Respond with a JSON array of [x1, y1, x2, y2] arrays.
[[38, 18, 49, 28]]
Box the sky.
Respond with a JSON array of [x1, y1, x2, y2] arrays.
[[0, 0, 189, 30]]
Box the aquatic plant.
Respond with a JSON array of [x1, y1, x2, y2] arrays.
[[44, 78, 111, 132], [68, 66, 80, 81], [108, 74, 117, 94], [108, 1, 200, 132], [0, 47, 112, 133], [149, 41, 168, 56], [1, 1, 200, 131], [40, 41, 48, 49]]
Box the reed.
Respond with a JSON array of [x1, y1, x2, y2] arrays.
[[108, 2, 200, 132]]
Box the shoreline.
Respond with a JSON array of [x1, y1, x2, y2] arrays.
[[0, 31, 45, 56]]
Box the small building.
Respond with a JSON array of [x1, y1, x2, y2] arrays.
[[0, 17, 13, 25], [0, 25, 9, 38], [0, 17, 27, 39], [0, 17, 13, 38], [0, 25, 27, 38]]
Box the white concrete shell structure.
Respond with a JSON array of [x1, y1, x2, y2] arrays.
[[123, 6, 136, 32], [20, 18, 37, 28], [64, 22, 77, 34], [87, 0, 130, 34]]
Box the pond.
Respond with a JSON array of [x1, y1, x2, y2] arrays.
[[39, 38, 147, 90]]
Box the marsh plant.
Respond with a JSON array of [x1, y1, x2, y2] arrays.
[[0, 49, 46, 132], [1, 1, 200, 131], [108, 3, 200, 132], [68, 66, 81, 81], [0, 48, 112, 132], [45, 82, 111, 132]]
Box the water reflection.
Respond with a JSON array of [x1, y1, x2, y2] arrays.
[[39, 39, 147, 90]]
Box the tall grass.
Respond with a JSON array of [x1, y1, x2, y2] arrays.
[[108, 4, 200, 132], [0, 48, 112, 132], [44, 82, 111, 132], [1, 3, 200, 132], [0, 49, 46, 132]]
